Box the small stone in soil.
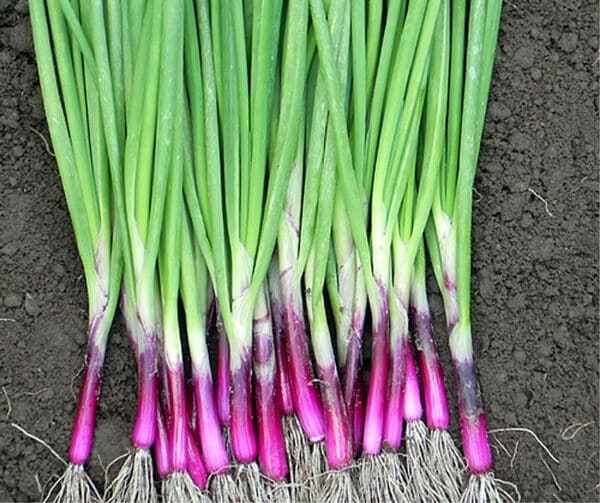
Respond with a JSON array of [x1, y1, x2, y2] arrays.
[[510, 175, 531, 193], [52, 263, 65, 276], [531, 237, 554, 262], [74, 330, 87, 346], [509, 132, 531, 152], [478, 276, 494, 300], [503, 193, 526, 221], [24, 294, 41, 317], [547, 387, 563, 404], [484, 161, 503, 173], [558, 32, 578, 53], [4, 293, 22, 308], [514, 392, 528, 408], [494, 370, 508, 384], [8, 20, 33, 54], [513, 349, 527, 364], [507, 292, 527, 312], [514, 46, 535, 69], [531, 68, 542, 81], [504, 412, 517, 426], [1, 243, 17, 256], [488, 101, 511, 121], [552, 325, 570, 349]]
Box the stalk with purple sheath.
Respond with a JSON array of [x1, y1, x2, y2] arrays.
[[268, 260, 314, 500], [267, 260, 295, 418], [155, 354, 210, 503], [156, 75, 213, 501], [215, 311, 231, 429], [276, 125, 325, 499], [252, 288, 289, 483], [301, 3, 358, 492], [334, 0, 372, 456], [105, 0, 185, 497], [309, 0, 421, 497], [359, 19, 434, 493], [306, 135, 353, 475], [180, 220, 232, 482], [388, 1, 456, 499], [185, 3, 309, 498], [326, 242, 367, 458], [428, 0, 516, 499], [29, 1, 126, 500], [105, 293, 159, 503], [343, 1, 407, 475], [411, 243, 464, 501], [365, 0, 440, 462], [305, 197, 358, 501], [277, 150, 326, 447]]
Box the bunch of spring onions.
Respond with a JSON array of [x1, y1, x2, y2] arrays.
[[30, 0, 517, 501]]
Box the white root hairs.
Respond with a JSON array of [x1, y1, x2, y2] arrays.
[[460, 472, 521, 503], [161, 471, 213, 503], [283, 415, 312, 501], [380, 451, 410, 502], [265, 479, 293, 503], [104, 449, 157, 503], [43, 463, 101, 503], [489, 427, 560, 465], [316, 468, 359, 503], [210, 472, 242, 503], [234, 462, 268, 503], [303, 440, 326, 501], [358, 453, 409, 503], [427, 428, 466, 501], [561, 421, 594, 441], [404, 420, 446, 502]]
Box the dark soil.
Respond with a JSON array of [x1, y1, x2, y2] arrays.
[[0, 1, 598, 502]]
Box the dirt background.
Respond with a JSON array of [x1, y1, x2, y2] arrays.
[[0, 0, 598, 501]]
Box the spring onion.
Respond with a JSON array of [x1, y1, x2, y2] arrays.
[[30, 0, 512, 500]]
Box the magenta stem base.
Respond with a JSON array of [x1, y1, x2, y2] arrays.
[[68, 344, 104, 465], [382, 337, 407, 451], [230, 350, 257, 463], [454, 359, 493, 474], [155, 407, 171, 479], [349, 376, 365, 456], [132, 349, 158, 450], [254, 331, 289, 481], [363, 292, 390, 454], [412, 308, 450, 430], [187, 430, 209, 490], [317, 362, 353, 469], [283, 302, 325, 442], [216, 320, 231, 427], [270, 295, 294, 415], [193, 373, 230, 474], [166, 365, 188, 471]]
